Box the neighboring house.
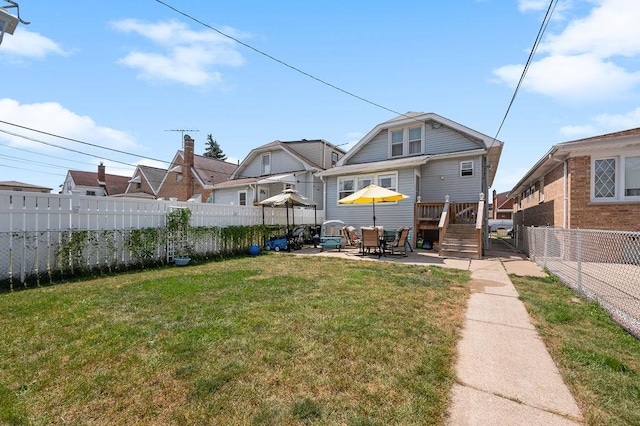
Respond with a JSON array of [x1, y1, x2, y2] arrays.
[[508, 127, 640, 231], [316, 112, 503, 258], [156, 135, 238, 202], [60, 163, 129, 196], [209, 139, 345, 209], [124, 165, 167, 199], [492, 190, 514, 219], [0, 181, 51, 193]]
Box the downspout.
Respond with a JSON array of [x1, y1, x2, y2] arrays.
[[249, 183, 256, 204], [551, 156, 568, 229], [319, 175, 326, 225]]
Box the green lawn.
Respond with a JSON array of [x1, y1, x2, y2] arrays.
[[512, 274, 640, 426], [0, 255, 469, 425]]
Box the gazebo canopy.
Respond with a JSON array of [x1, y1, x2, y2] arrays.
[[259, 189, 317, 207]]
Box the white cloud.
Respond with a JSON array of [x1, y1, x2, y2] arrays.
[[559, 124, 598, 138], [494, 54, 640, 102], [111, 19, 245, 86], [559, 108, 640, 138], [593, 108, 640, 128], [495, 0, 640, 103], [0, 98, 138, 152], [539, 0, 640, 58], [518, 0, 548, 12], [0, 28, 69, 59]]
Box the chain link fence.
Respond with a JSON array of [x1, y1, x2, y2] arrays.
[[0, 226, 272, 290], [516, 226, 640, 338]]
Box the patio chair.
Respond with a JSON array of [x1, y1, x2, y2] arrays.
[[341, 226, 359, 246], [360, 227, 382, 257], [387, 227, 410, 256]]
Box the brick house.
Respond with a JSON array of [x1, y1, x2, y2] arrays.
[[491, 190, 513, 219], [508, 128, 640, 231], [156, 134, 238, 202], [124, 165, 167, 199]]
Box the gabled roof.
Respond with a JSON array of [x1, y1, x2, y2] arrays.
[[192, 153, 238, 186], [508, 127, 640, 199], [230, 139, 336, 180], [493, 191, 513, 210], [69, 171, 130, 195], [337, 112, 503, 185], [0, 181, 52, 191], [136, 165, 166, 194]]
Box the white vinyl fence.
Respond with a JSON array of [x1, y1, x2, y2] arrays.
[[0, 191, 323, 286], [516, 226, 640, 339]]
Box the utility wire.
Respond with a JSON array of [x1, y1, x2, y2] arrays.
[[153, 0, 422, 123], [489, 0, 558, 148], [0, 120, 170, 165]]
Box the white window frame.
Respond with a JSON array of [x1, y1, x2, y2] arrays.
[[238, 190, 247, 206], [261, 153, 271, 175], [389, 125, 425, 158], [408, 126, 422, 155], [377, 173, 397, 191], [337, 171, 399, 205], [623, 155, 640, 198], [357, 175, 374, 190], [590, 153, 640, 202], [539, 178, 545, 203], [460, 160, 474, 177], [390, 130, 403, 157], [591, 156, 618, 201], [331, 151, 339, 167], [338, 177, 355, 200]]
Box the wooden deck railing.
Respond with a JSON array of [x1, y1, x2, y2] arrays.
[[415, 194, 486, 255]]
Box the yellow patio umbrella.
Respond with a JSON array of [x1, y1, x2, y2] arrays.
[[338, 184, 408, 226]]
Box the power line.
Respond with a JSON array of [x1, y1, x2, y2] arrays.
[[0, 120, 170, 165], [490, 0, 558, 148], [153, 0, 422, 123]]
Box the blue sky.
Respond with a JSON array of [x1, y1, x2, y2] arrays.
[[2, 0, 640, 196]]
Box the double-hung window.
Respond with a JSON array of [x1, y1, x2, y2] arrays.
[[624, 155, 640, 196], [338, 177, 355, 199], [377, 173, 397, 191], [357, 176, 374, 190], [460, 161, 474, 177], [391, 130, 403, 157], [408, 127, 422, 154], [238, 191, 247, 206], [261, 153, 271, 175], [390, 126, 424, 157]]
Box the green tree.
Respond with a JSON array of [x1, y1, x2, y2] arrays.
[[203, 133, 227, 160]]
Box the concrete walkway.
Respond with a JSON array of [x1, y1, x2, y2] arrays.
[[447, 249, 583, 425], [291, 241, 584, 424]]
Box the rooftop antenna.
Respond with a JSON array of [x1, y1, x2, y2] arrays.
[[1, 0, 30, 46], [165, 129, 199, 148]]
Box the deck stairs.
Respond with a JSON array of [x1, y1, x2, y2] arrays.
[[440, 223, 480, 259]]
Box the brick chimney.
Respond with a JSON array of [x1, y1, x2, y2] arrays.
[[183, 135, 195, 200], [98, 162, 106, 183]]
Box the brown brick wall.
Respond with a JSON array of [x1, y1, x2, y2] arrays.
[[568, 156, 640, 231], [514, 162, 564, 228], [516, 156, 640, 232]]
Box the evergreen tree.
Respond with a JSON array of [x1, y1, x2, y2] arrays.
[[203, 134, 227, 160]]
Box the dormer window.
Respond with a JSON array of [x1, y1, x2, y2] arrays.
[[391, 130, 403, 157], [389, 126, 423, 158]]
